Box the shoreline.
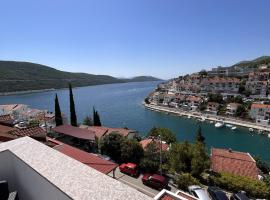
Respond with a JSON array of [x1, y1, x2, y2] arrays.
[[0, 88, 57, 96], [143, 103, 270, 134]]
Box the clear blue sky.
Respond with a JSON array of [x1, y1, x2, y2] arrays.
[[1, 0, 270, 79]]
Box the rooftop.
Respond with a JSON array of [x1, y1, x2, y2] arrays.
[[140, 138, 169, 151], [53, 124, 96, 140], [0, 137, 152, 200], [48, 138, 118, 174], [211, 148, 259, 180], [154, 189, 198, 200], [251, 103, 270, 109]]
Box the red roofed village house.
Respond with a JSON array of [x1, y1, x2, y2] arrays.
[[211, 148, 259, 180], [154, 189, 198, 200], [140, 138, 169, 152], [250, 103, 270, 126]]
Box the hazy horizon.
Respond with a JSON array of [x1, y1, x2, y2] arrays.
[[1, 0, 270, 79]]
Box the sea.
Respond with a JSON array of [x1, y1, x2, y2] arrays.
[[0, 81, 270, 163]]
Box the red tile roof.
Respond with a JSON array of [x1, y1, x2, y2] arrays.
[[86, 126, 135, 138], [140, 138, 169, 151], [251, 103, 270, 109], [0, 124, 15, 135], [10, 126, 46, 138], [48, 138, 118, 174], [211, 148, 259, 180], [53, 125, 95, 140], [0, 114, 12, 121]]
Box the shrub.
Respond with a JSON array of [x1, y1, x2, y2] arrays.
[[176, 173, 200, 191], [210, 172, 270, 199]]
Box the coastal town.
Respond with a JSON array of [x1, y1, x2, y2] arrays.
[[1, 81, 270, 199], [145, 60, 270, 135]]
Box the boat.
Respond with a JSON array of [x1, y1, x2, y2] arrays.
[[225, 124, 233, 128], [258, 129, 263, 134], [209, 121, 214, 124], [187, 115, 191, 119], [231, 126, 237, 130], [249, 128, 254, 132], [268, 134, 270, 138], [200, 117, 206, 122], [215, 122, 224, 128]]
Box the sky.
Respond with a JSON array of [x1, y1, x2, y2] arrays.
[[0, 0, 270, 79]]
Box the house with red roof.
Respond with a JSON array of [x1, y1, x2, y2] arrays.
[[52, 124, 97, 152], [140, 138, 169, 152], [82, 125, 138, 139], [0, 125, 46, 142], [0, 114, 14, 127], [211, 147, 259, 180], [250, 103, 270, 126], [47, 138, 118, 177]]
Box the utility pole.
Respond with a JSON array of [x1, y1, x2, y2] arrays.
[[159, 135, 162, 175]]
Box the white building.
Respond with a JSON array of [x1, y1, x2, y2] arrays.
[[250, 103, 270, 126]]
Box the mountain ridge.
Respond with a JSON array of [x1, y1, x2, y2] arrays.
[[0, 61, 162, 93]]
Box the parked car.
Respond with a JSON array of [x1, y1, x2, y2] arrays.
[[207, 186, 229, 200], [188, 185, 211, 200], [142, 173, 168, 190], [230, 192, 249, 200], [119, 163, 139, 177]]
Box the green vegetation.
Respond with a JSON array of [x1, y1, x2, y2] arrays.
[[99, 132, 143, 163], [232, 56, 270, 68], [140, 142, 161, 173], [209, 172, 270, 199], [82, 116, 93, 126], [255, 156, 270, 174], [235, 104, 247, 117], [93, 107, 102, 126], [0, 61, 161, 93], [176, 173, 200, 191], [121, 139, 144, 164], [148, 127, 177, 144], [69, 83, 77, 126], [99, 132, 124, 162], [29, 119, 40, 126], [195, 125, 205, 144], [54, 94, 63, 126], [207, 93, 223, 104]]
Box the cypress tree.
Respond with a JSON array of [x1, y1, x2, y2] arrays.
[[93, 107, 102, 126], [54, 94, 63, 126], [69, 83, 77, 126], [195, 125, 205, 144]]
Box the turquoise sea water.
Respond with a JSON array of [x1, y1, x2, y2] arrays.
[[0, 81, 270, 163]]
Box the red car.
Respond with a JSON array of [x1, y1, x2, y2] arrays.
[[119, 163, 139, 177], [142, 173, 168, 190]]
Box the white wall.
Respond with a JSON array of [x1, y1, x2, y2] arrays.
[[0, 151, 72, 200]]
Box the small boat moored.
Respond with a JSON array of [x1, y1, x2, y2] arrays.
[[225, 124, 233, 128], [215, 122, 224, 128], [249, 128, 254, 132], [231, 126, 237, 130]]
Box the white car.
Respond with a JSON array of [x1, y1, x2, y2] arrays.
[[188, 185, 211, 200]]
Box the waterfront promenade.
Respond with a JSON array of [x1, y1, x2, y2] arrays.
[[144, 103, 270, 134]]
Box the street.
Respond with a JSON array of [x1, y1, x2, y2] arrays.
[[108, 167, 178, 197]]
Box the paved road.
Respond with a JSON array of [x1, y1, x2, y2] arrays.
[[109, 167, 178, 197]]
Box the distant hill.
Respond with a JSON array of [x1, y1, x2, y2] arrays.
[[121, 76, 162, 82], [0, 61, 161, 93], [232, 56, 270, 68]]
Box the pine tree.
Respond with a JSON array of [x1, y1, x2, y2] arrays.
[[54, 94, 63, 126], [69, 83, 77, 126]]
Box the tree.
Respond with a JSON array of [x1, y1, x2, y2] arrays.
[[195, 125, 205, 144], [167, 141, 192, 174], [191, 142, 210, 177], [69, 83, 77, 126], [176, 173, 200, 191], [236, 104, 246, 117], [255, 156, 270, 174], [93, 107, 102, 126], [99, 132, 124, 162], [199, 70, 208, 77], [140, 142, 160, 173], [208, 93, 223, 104], [55, 94, 63, 126], [82, 116, 93, 126], [121, 139, 144, 164], [234, 95, 243, 104], [148, 127, 177, 144]]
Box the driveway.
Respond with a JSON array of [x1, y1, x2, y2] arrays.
[[108, 167, 178, 197]]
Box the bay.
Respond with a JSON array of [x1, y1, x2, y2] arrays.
[[0, 81, 270, 163]]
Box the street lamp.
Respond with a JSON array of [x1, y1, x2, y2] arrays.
[[158, 135, 162, 175]]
